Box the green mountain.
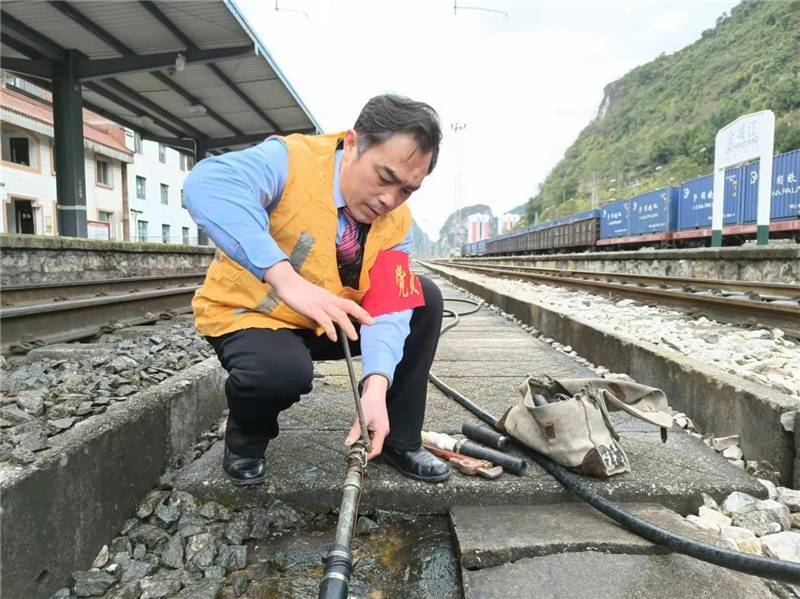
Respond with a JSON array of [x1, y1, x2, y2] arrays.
[[525, 0, 800, 224]]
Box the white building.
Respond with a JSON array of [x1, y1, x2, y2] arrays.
[[0, 78, 132, 239], [0, 72, 202, 245], [124, 131, 198, 245], [498, 212, 521, 234]]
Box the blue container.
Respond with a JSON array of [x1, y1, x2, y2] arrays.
[[722, 166, 745, 225], [563, 209, 600, 224], [735, 150, 800, 223], [678, 174, 714, 230], [738, 159, 760, 223], [771, 149, 800, 221], [600, 199, 631, 238], [630, 187, 679, 235], [677, 170, 740, 228]]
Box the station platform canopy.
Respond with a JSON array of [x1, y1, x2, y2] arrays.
[[1, 0, 322, 155]]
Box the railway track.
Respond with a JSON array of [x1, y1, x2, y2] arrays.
[[0, 272, 206, 306], [445, 259, 800, 299], [0, 273, 205, 353], [428, 259, 800, 336]]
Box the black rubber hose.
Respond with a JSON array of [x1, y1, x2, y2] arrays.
[[456, 439, 527, 475], [435, 295, 800, 585], [462, 421, 511, 451], [318, 544, 353, 599]]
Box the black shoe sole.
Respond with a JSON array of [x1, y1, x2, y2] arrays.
[[378, 454, 451, 483], [222, 468, 267, 486]]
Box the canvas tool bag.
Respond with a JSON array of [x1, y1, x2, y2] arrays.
[[497, 375, 674, 478]]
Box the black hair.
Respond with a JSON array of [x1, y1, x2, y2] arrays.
[[353, 94, 442, 174]]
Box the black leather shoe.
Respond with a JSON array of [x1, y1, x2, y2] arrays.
[[223, 444, 267, 486], [380, 446, 450, 483]]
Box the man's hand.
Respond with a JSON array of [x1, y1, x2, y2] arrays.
[[345, 375, 389, 460], [264, 260, 373, 342]]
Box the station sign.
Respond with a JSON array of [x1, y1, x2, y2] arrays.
[[712, 110, 774, 246]]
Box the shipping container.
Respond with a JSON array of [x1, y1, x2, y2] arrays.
[[677, 174, 714, 230], [630, 187, 679, 235], [739, 159, 760, 223], [677, 167, 744, 229], [600, 199, 631, 239], [772, 149, 800, 221], [722, 166, 745, 225], [739, 149, 800, 222]]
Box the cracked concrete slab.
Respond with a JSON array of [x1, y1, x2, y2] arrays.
[[175, 418, 763, 515], [175, 279, 765, 516], [451, 503, 722, 569], [460, 552, 778, 599]]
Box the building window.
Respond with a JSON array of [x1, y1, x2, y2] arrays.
[[182, 227, 190, 245], [10, 137, 30, 165], [137, 220, 148, 242], [162, 224, 171, 244], [6, 136, 30, 166], [98, 210, 112, 223], [178, 153, 195, 171], [134, 131, 142, 154], [1, 128, 38, 170], [136, 176, 146, 200], [160, 184, 169, 205], [180, 189, 185, 209], [158, 143, 166, 164], [96, 158, 111, 186], [3, 72, 47, 100]]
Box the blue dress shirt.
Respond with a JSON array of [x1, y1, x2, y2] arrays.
[[184, 137, 414, 385]]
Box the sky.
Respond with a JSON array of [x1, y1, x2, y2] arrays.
[[237, 0, 740, 241]]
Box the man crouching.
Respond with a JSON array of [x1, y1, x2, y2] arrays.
[[184, 94, 449, 486]]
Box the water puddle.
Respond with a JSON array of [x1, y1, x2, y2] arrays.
[[240, 515, 461, 598]]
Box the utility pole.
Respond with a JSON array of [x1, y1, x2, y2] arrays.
[[450, 121, 467, 246]]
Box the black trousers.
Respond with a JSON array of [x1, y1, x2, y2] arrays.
[[207, 275, 443, 457]]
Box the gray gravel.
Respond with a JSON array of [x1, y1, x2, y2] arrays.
[[54, 410, 458, 599], [0, 316, 214, 465], [56, 416, 305, 599]]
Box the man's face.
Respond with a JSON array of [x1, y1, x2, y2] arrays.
[[339, 130, 432, 224]]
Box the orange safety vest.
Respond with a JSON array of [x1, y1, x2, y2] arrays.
[[192, 131, 412, 338]]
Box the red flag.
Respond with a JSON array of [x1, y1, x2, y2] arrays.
[[361, 250, 426, 317]]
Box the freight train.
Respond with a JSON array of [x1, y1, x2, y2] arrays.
[[462, 148, 800, 257]]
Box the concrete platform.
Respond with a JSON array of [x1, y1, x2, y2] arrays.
[[450, 503, 722, 569], [427, 262, 799, 485], [175, 279, 765, 514], [461, 552, 778, 599]]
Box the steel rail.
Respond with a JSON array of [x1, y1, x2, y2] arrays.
[[0, 285, 200, 352], [446, 259, 800, 299], [1, 272, 207, 305], [424, 261, 800, 335]]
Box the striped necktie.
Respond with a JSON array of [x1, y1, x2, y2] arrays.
[[337, 206, 361, 264]]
